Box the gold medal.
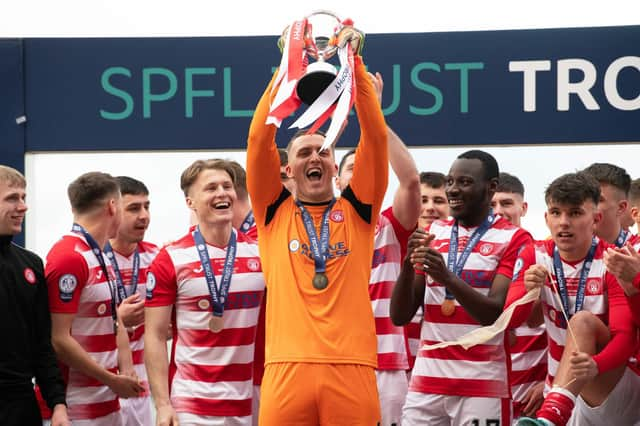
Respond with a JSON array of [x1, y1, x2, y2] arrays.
[[312, 273, 329, 290], [441, 298, 456, 317], [208, 315, 224, 333]]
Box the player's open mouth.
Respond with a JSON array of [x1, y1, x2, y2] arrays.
[[306, 168, 322, 181], [214, 202, 231, 210]]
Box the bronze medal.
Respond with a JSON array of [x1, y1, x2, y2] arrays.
[[441, 298, 456, 317], [209, 315, 224, 333], [312, 273, 329, 290]]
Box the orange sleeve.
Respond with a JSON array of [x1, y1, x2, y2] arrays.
[[246, 72, 282, 228], [348, 56, 388, 220]]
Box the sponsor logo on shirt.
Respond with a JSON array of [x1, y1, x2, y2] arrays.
[[23, 267, 36, 285], [58, 274, 78, 302], [512, 258, 524, 281], [297, 241, 350, 260]]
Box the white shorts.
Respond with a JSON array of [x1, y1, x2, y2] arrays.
[[568, 367, 640, 426], [177, 412, 251, 426], [69, 410, 123, 426], [402, 391, 511, 425], [120, 395, 153, 426], [252, 385, 261, 426], [375, 369, 409, 426]]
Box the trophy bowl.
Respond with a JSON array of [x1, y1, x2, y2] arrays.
[[295, 10, 342, 105]]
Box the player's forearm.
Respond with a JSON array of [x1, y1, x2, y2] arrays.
[[116, 319, 134, 373], [444, 275, 505, 325], [144, 329, 171, 407], [51, 334, 115, 385], [390, 259, 422, 326]]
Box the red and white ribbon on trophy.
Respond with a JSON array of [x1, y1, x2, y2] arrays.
[[288, 44, 355, 151], [267, 17, 357, 151], [266, 19, 307, 127]]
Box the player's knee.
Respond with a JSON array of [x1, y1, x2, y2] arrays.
[[569, 310, 602, 335]]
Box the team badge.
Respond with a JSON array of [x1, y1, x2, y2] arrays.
[[58, 274, 77, 302], [330, 210, 344, 223], [587, 279, 601, 295], [97, 303, 107, 315], [479, 243, 494, 255], [549, 308, 557, 322], [198, 299, 210, 310], [146, 271, 156, 299], [289, 239, 300, 252], [247, 258, 260, 272], [512, 258, 524, 281], [23, 268, 36, 285]]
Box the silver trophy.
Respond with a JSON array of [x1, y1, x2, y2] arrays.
[[279, 10, 342, 105]]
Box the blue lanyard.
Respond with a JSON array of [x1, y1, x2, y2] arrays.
[[615, 228, 629, 248], [295, 199, 336, 275], [192, 226, 237, 317], [71, 224, 118, 325], [552, 237, 598, 319], [445, 213, 495, 299], [240, 210, 255, 234], [103, 242, 140, 302]]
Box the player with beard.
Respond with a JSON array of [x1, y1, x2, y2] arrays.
[[391, 150, 532, 425]]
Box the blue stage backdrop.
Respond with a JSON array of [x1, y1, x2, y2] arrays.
[[19, 25, 640, 156]]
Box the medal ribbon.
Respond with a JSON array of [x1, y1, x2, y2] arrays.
[[104, 242, 140, 302], [295, 199, 337, 277], [552, 237, 597, 319], [615, 228, 629, 248], [71, 224, 118, 327], [192, 226, 237, 317], [445, 213, 496, 300]]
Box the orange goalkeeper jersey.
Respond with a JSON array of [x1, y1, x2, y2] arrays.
[[246, 56, 388, 367]]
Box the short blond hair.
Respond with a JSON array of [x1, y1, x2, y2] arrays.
[[180, 159, 237, 197], [0, 165, 26, 188]]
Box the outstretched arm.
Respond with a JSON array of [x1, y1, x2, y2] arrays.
[[246, 72, 283, 227]]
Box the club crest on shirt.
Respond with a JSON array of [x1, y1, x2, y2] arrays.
[[97, 303, 107, 315], [330, 210, 344, 223], [247, 258, 260, 272], [58, 274, 77, 301], [479, 243, 494, 256], [23, 267, 36, 285], [146, 271, 156, 299], [289, 239, 300, 252], [198, 298, 210, 310], [587, 278, 602, 295]]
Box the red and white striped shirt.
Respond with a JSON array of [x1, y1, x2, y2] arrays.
[[370, 207, 412, 370], [507, 238, 637, 387], [108, 241, 159, 397], [410, 216, 531, 398], [405, 309, 422, 371], [510, 324, 547, 418], [146, 229, 265, 417], [46, 232, 120, 423]]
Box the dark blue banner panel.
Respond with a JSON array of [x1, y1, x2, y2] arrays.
[[0, 39, 25, 170], [23, 26, 640, 151]]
